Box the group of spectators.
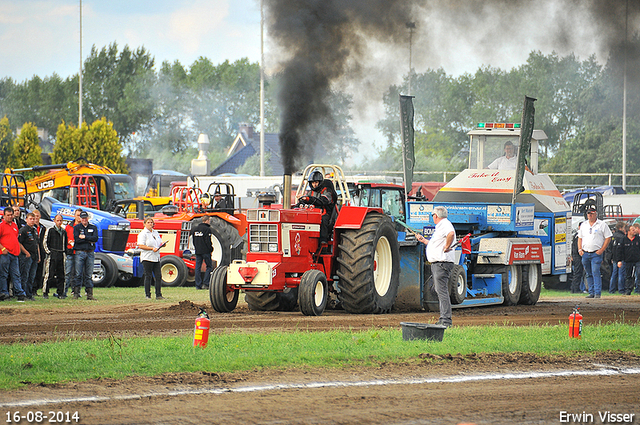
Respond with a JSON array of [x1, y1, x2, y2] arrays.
[[0, 206, 98, 302], [572, 205, 640, 297]]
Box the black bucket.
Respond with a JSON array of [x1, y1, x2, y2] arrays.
[[400, 322, 446, 342]]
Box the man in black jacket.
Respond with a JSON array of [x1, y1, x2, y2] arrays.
[[73, 211, 99, 300], [570, 230, 585, 294], [18, 212, 39, 301], [296, 171, 338, 244], [190, 215, 213, 290], [615, 223, 640, 295], [43, 214, 67, 299], [609, 221, 627, 294]]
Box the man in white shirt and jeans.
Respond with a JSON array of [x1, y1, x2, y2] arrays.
[[577, 206, 612, 298], [416, 206, 456, 327]]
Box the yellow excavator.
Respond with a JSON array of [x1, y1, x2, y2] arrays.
[[6, 160, 186, 212], [6, 161, 136, 211]]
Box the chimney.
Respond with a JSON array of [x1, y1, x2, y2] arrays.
[[239, 123, 254, 140]]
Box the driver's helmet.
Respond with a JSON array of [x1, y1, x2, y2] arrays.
[[309, 170, 324, 184]]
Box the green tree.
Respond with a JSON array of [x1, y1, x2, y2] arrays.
[[187, 58, 261, 150], [11, 122, 42, 175], [53, 119, 127, 172], [53, 120, 87, 164], [0, 74, 77, 140], [0, 116, 14, 168], [83, 43, 156, 146]]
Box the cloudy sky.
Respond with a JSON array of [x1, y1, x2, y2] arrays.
[[0, 0, 261, 82], [1, 0, 637, 160]]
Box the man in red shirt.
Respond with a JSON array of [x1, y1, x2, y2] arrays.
[[0, 207, 27, 301], [62, 209, 83, 298]]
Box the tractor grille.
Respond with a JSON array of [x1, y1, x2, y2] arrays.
[[102, 229, 129, 252], [249, 223, 278, 252], [179, 221, 192, 251], [247, 209, 280, 222]]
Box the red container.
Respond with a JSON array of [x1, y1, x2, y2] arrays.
[[569, 307, 582, 339], [193, 310, 210, 348]]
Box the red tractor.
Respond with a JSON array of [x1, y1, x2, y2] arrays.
[[114, 184, 246, 287], [209, 164, 401, 316]]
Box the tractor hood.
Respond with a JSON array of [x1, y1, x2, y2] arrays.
[[49, 202, 130, 228], [433, 169, 569, 214]]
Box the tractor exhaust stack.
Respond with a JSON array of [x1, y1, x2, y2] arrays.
[[283, 174, 292, 208]]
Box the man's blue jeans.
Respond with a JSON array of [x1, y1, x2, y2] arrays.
[[19, 254, 38, 297], [64, 253, 75, 295], [0, 253, 26, 297], [610, 261, 626, 293], [582, 251, 603, 296], [195, 254, 213, 289], [74, 250, 94, 290]]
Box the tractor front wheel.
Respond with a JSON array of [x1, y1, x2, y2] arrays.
[[299, 270, 328, 316], [160, 255, 188, 287], [209, 266, 238, 312]]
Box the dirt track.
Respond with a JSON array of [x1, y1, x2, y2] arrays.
[[1, 295, 640, 424], [1, 295, 639, 344]]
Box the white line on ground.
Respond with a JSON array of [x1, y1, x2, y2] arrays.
[[2, 366, 639, 408]]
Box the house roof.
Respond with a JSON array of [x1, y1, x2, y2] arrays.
[[210, 127, 284, 176]]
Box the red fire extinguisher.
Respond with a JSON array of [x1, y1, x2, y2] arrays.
[[193, 308, 210, 348], [569, 306, 582, 339]]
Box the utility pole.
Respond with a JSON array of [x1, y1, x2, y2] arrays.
[[79, 0, 83, 127], [622, 0, 628, 190], [259, 0, 265, 177]]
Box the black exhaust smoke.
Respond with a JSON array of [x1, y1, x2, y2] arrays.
[[264, 0, 423, 175], [263, 0, 640, 175]]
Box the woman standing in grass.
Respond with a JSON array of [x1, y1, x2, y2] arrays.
[[137, 218, 165, 300]]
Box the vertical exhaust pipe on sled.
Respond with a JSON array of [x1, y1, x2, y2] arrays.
[[283, 174, 292, 208]]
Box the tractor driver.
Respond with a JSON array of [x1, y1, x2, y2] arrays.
[[297, 171, 338, 244], [487, 141, 517, 170]]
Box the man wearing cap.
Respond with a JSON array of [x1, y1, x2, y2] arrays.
[[577, 206, 612, 298], [73, 211, 99, 300], [487, 141, 517, 170]]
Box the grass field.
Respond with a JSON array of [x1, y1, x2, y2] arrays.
[[1, 322, 638, 390], [1, 287, 638, 390]]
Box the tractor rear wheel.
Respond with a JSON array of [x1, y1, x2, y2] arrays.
[[209, 217, 244, 268], [299, 270, 328, 316], [209, 266, 238, 312], [245, 288, 299, 312], [336, 212, 400, 314], [519, 264, 541, 305]]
